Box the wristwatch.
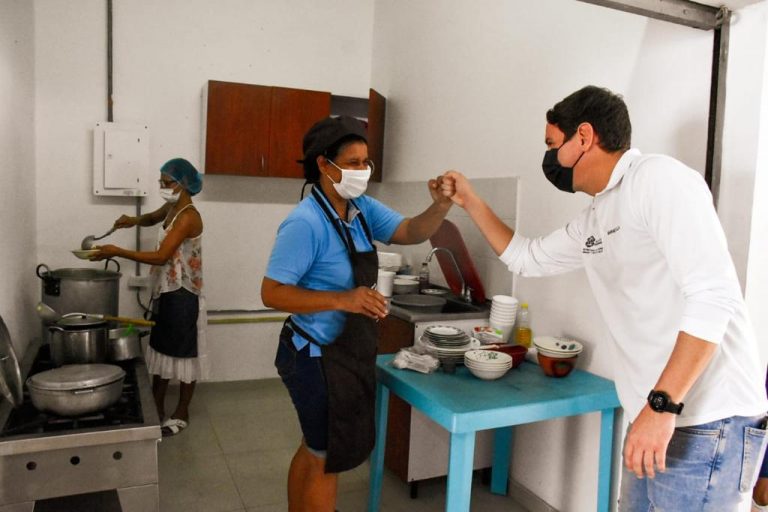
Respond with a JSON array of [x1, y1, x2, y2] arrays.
[[647, 390, 684, 415]]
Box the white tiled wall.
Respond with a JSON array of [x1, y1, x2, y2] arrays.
[[368, 177, 517, 301]]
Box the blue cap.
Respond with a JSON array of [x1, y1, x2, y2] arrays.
[[160, 158, 203, 195]]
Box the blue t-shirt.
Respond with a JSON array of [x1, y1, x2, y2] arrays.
[[265, 191, 404, 356]]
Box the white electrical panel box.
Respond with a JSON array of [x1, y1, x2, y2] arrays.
[[93, 122, 150, 196]]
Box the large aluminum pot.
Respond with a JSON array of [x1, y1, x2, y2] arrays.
[[48, 316, 109, 366], [107, 326, 144, 361], [36, 261, 121, 341], [26, 364, 125, 416]]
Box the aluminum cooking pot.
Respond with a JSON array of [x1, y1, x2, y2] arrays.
[[107, 326, 145, 361], [48, 315, 108, 366], [36, 262, 121, 342], [26, 364, 125, 416]]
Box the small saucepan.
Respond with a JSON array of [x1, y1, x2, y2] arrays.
[[27, 364, 126, 416], [107, 325, 146, 361]]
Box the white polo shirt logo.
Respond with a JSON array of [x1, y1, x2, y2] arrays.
[[583, 235, 603, 254]]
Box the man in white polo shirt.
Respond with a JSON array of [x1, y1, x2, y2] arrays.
[[439, 85, 768, 511]]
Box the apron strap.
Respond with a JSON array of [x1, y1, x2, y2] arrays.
[[285, 317, 323, 348], [311, 186, 373, 255]]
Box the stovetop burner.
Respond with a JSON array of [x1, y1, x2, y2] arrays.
[[0, 345, 143, 438]]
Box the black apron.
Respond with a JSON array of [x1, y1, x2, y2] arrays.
[[289, 186, 379, 473]]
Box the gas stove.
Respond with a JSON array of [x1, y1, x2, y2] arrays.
[[0, 340, 161, 512]]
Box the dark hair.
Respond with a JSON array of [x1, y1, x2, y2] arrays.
[[303, 134, 367, 183], [546, 86, 631, 152]]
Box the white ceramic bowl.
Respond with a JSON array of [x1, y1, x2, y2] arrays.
[[464, 349, 513, 366], [533, 336, 583, 354], [71, 249, 99, 260], [465, 360, 513, 370], [466, 364, 511, 380], [393, 279, 419, 295], [492, 295, 519, 306], [535, 347, 583, 358]]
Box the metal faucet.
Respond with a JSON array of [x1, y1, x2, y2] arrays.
[[425, 247, 472, 303]]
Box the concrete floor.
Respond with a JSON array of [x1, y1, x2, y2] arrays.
[[157, 379, 529, 511]]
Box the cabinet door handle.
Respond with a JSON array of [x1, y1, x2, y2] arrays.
[[261, 155, 265, 172]]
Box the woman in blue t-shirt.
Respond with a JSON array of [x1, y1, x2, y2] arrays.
[[262, 115, 452, 512]]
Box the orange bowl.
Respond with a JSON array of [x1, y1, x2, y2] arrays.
[[488, 345, 527, 369], [537, 352, 577, 378]]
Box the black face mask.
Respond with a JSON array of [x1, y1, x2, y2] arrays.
[[541, 144, 584, 193]]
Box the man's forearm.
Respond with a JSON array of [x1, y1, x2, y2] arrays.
[[652, 330, 719, 403], [463, 195, 514, 256]]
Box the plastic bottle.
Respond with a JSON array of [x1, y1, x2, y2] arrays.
[[515, 303, 532, 347], [418, 262, 430, 292]]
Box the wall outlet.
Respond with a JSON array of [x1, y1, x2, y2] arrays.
[[127, 275, 151, 289]]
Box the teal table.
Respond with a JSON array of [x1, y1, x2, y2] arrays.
[[367, 354, 621, 512]]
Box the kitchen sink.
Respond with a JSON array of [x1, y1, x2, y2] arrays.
[[441, 297, 486, 314], [388, 293, 489, 322]]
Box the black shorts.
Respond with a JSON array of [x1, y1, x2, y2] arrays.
[[149, 288, 199, 358]]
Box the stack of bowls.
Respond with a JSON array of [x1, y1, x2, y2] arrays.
[[533, 336, 583, 378], [464, 349, 513, 380], [489, 295, 518, 343]]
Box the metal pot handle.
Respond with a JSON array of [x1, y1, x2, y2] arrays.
[[47, 325, 65, 333], [104, 258, 121, 273], [73, 389, 96, 395], [36, 264, 51, 279], [37, 263, 61, 297]]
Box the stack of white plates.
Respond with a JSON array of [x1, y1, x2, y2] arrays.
[[423, 325, 470, 346], [464, 349, 513, 380], [419, 325, 476, 365], [489, 295, 518, 342], [533, 336, 583, 358]]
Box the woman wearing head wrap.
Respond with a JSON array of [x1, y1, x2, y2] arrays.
[[262, 116, 453, 511], [92, 157, 206, 437]]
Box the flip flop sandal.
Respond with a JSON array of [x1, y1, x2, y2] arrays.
[[161, 418, 188, 437]]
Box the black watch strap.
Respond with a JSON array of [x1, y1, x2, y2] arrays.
[[647, 390, 684, 415]]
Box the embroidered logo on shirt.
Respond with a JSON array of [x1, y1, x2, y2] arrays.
[[607, 226, 621, 236], [583, 235, 603, 254]]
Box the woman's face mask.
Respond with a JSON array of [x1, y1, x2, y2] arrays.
[[541, 136, 585, 193], [158, 175, 182, 203], [325, 160, 372, 199], [159, 185, 181, 203]]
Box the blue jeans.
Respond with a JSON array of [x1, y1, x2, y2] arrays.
[[619, 415, 768, 511]]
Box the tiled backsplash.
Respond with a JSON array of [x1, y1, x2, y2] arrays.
[[368, 177, 517, 301]]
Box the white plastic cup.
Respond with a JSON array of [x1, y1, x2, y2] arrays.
[[376, 270, 395, 297]]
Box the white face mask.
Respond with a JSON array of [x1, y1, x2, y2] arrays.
[[159, 187, 181, 203], [325, 160, 372, 199]]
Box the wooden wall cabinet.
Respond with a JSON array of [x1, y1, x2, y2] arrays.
[[202, 80, 386, 180]]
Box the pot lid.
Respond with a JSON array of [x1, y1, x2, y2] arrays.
[[27, 364, 125, 391], [55, 315, 107, 329], [0, 315, 23, 407]]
